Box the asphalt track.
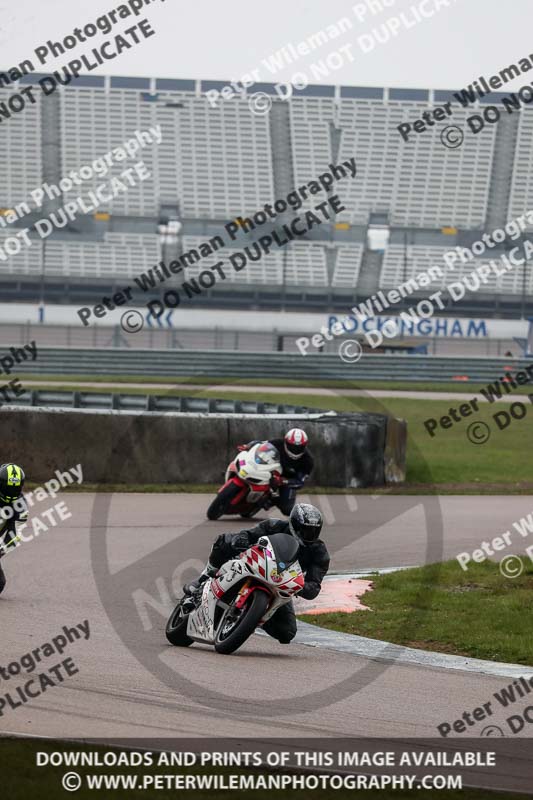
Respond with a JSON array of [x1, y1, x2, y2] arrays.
[[1, 493, 533, 743]]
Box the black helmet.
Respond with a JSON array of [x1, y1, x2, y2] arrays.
[[0, 463, 25, 503], [289, 503, 323, 544]]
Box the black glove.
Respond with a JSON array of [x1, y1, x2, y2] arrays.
[[231, 532, 252, 552]]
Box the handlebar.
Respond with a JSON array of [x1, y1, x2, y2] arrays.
[[269, 477, 304, 490]]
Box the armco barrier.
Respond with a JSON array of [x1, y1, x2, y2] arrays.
[[2, 406, 407, 488], [11, 390, 319, 414], [11, 347, 533, 383]]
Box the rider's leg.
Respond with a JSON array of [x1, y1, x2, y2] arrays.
[[261, 602, 297, 644], [276, 486, 296, 516], [184, 534, 235, 594]]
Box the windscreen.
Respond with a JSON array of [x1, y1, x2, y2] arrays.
[[267, 533, 299, 567], [254, 442, 279, 466]]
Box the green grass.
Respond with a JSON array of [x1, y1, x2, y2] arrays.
[[24, 483, 533, 495], [20, 373, 533, 395], [1, 739, 527, 800], [303, 560, 533, 665]]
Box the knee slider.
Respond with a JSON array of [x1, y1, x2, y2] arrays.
[[278, 633, 295, 644]]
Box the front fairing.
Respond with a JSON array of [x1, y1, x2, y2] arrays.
[[236, 444, 281, 488], [185, 539, 304, 643]]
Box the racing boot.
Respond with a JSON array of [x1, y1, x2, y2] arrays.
[[183, 562, 218, 596], [0, 531, 21, 558]]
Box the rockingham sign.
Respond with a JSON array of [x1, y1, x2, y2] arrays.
[[327, 314, 511, 340], [294, 316, 526, 356]]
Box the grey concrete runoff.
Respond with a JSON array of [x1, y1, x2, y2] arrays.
[[324, 567, 415, 578]]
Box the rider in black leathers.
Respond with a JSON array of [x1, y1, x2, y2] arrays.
[[238, 428, 314, 515], [0, 463, 28, 595], [186, 503, 329, 643]]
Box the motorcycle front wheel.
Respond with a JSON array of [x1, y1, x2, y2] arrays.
[[214, 590, 270, 655], [239, 504, 263, 519], [206, 483, 241, 520], [165, 602, 193, 647]]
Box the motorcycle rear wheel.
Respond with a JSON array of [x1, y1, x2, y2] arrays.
[[206, 483, 241, 520], [165, 602, 193, 647], [214, 590, 270, 655]]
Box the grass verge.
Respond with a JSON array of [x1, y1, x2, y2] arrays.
[[302, 560, 533, 665], [19, 373, 533, 395], [25, 482, 533, 496]]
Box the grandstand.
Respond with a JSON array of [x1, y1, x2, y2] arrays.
[[0, 75, 532, 319]]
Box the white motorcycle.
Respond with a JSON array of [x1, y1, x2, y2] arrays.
[[206, 442, 283, 521], [165, 532, 304, 654]]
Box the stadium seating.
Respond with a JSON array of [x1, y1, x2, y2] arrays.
[[335, 100, 495, 228], [0, 86, 42, 213], [0, 76, 530, 300], [0, 232, 160, 279], [509, 110, 533, 227], [0, 231, 42, 276], [60, 88, 274, 219], [181, 237, 329, 286], [175, 99, 274, 218], [56, 86, 495, 230], [331, 245, 363, 287], [381, 244, 533, 296], [61, 87, 165, 217], [289, 97, 335, 204]]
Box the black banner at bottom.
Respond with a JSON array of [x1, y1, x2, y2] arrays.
[[2, 736, 533, 798]]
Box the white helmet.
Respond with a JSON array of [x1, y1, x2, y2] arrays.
[[284, 428, 309, 460]]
